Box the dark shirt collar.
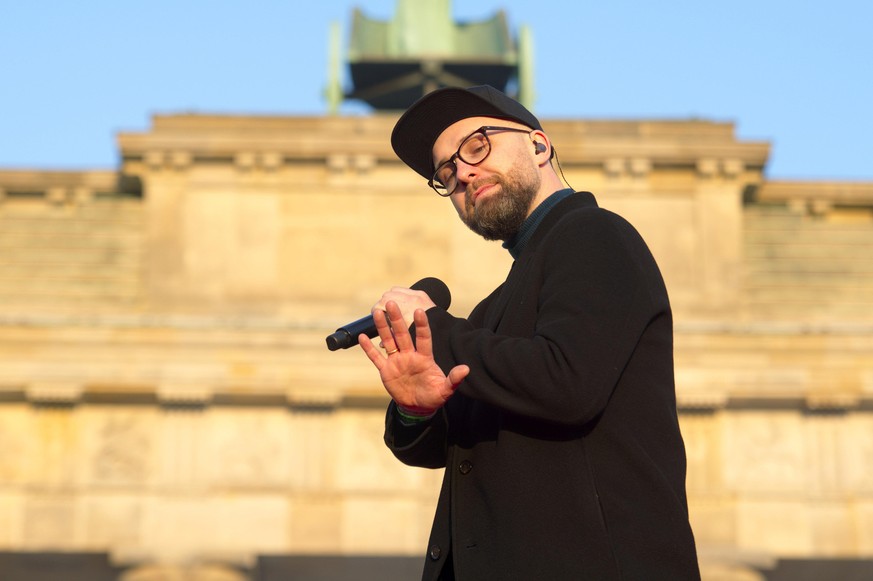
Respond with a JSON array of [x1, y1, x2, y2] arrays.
[[502, 188, 575, 259]]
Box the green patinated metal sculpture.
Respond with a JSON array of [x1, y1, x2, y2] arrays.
[[326, 0, 534, 113]]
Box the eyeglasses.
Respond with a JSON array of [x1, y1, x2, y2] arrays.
[[428, 125, 534, 196]]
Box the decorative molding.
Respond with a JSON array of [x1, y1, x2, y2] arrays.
[[805, 393, 860, 412], [696, 157, 744, 179], [353, 154, 377, 173], [46, 186, 68, 205], [286, 389, 342, 410], [603, 157, 651, 180], [629, 157, 652, 178], [157, 384, 213, 407], [327, 154, 349, 173], [678, 392, 729, 412], [759, 181, 873, 207], [144, 150, 166, 170], [170, 150, 192, 169], [235, 151, 257, 170], [235, 151, 284, 172], [72, 186, 94, 205], [26, 382, 84, 405]]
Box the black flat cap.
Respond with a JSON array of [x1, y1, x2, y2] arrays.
[[390, 85, 542, 180]]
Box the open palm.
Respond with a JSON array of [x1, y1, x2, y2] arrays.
[[360, 301, 469, 413]]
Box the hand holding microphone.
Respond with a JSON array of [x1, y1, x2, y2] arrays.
[[325, 277, 451, 351]]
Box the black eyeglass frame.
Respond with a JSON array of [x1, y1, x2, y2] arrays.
[[428, 125, 534, 196]]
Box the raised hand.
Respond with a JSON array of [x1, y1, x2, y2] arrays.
[[359, 300, 469, 413]]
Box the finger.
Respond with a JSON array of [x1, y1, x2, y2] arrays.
[[447, 364, 470, 389], [385, 301, 415, 351], [412, 308, 433, 357], [359, 334, 386, 370], [372, 306, 396, 350]]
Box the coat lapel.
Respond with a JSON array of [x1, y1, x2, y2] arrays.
[[483, 258, 532, 331], [481, 192, 596, 332]]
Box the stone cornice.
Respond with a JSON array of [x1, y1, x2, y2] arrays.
[[758, 180, 873, 207], [0, 169, 119, 191], [1, 317, 870, 411], [116, 113, 772, 174], [117, 114, 399, 164], [546, 119, 771, 169]]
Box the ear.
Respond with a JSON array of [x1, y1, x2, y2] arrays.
[[530, 130, 551, 158]]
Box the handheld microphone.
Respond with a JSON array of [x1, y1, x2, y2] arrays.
[[325, 277, 451, 351]]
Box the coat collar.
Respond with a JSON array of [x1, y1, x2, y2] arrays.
[[515, 191, 598, 259], [482, 191, 598, 331]]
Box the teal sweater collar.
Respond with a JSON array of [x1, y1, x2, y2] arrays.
[[502, 188, 575, 259]]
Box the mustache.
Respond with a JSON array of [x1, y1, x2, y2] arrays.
[[466, 177, 501, 206]]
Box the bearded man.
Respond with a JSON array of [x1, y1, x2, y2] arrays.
[[358, 85, 701, 581]]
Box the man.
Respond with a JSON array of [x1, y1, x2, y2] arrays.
[[359, 85, 700, 580]]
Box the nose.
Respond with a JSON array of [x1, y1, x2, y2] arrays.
[[453, 158, 478, 190]]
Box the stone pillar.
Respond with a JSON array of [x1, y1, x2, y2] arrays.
[[695, 157, 746, 313], [142, 150, 190, 303]]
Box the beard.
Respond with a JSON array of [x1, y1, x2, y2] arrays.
[[460, 162, 541, 241]]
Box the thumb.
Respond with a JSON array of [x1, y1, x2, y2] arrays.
[[447, 365, 470, 390]]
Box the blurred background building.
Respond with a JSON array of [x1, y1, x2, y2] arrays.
[[1, 1, 872, 580]]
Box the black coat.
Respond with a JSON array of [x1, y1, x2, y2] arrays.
[[385, 192, 700, 580]]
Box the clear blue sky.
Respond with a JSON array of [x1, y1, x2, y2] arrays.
[[2, 0, 871, 180]]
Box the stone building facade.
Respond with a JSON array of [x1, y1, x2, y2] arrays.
[[0, 112, 872, 580]]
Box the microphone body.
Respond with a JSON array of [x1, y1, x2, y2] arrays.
[[325, 277, 451, 351]]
